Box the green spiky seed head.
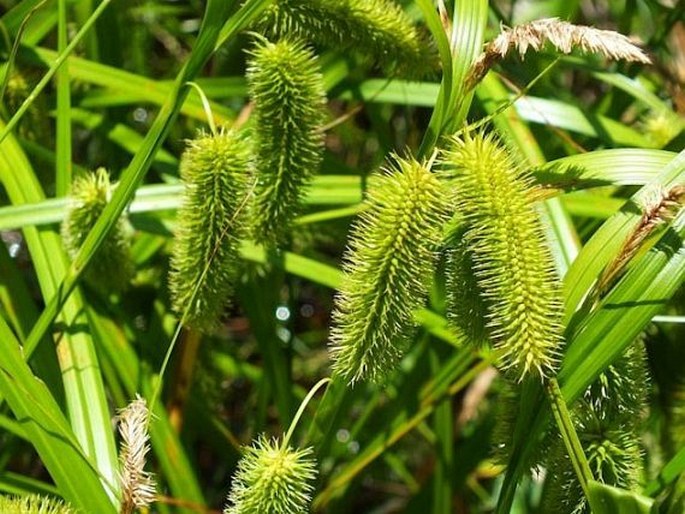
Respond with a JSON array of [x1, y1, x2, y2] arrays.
[[330, 157, 449, 384], [224, 436, 317, 514], [61, 168, 134, 293], [247, 37, 326, 246], [0, 494, 76, 513], [444, 224, 491, 345], [261, 0, 438, 78], [540, 343, 648, 514], [169, 129, 252, 332], [441, 132, 563, 380], [6, 70, 50, 142]]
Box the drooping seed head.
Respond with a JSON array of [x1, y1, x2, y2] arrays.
[[61, 168, 134, 293], [330, 157, 449, 384], [169, 129, 252, 332], [247, 36, 326, 246], [441, 132, 563, 380]]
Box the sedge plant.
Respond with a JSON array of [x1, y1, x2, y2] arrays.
[[2, 2, 684, 514]]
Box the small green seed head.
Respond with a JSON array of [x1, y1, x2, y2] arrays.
[[0, 494, 76, 514], [61, 168, 134, 293], [225, 436, 317, 514]]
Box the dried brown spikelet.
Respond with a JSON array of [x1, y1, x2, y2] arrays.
[[595, 184, 685, 297], [466, 18, 650, 90], [118, 395, 156, 514]]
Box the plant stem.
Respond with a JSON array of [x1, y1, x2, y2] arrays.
[[283, 377, 331, 448], [544, 377, 595, 499]]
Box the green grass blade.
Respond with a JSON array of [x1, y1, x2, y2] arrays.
[[564, 149, 685, 321], [415, 0, 454, 157], [445, 0, 488, 132], [588, 481, 654, 514], [55, 0, 71, 197], [27, 47, 236, 122], [0, 122, 119, 502], [0, 317, 116, 513]]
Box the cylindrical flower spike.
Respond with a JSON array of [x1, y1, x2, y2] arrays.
[[61, 168, 134, 293], [169, 129, 252, 332], [224, 436, 317, 514], [0, 494, 76, 513], [247, 37, 326, 246], [330, 157, 449, 384], [444, 226, 491, 346], [441, 132, 563, 380], [261, 0, 438, 78]]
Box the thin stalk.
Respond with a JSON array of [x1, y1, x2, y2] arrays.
[[185, 81, 217, 135], [167, 328, 203, 432], [56, 0, 72, 196], [149, 177, 258, 412], [460, 57, 561, 135], [544, 377, 595, 499], [283, 377, 331, 448]]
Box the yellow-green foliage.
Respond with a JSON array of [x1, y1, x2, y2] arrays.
[[0, 494, 75, 514], [330, 157, 449, 384], [225, 436, 317, 514], [247, 37, 326, 245], [261, 0, 437, 78], [441, 132, 563, 380], [61, 168, 134, 293], [169, 129, 252, 332]]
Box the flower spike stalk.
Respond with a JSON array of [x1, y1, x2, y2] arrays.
[[330, 157, 449, 384]]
